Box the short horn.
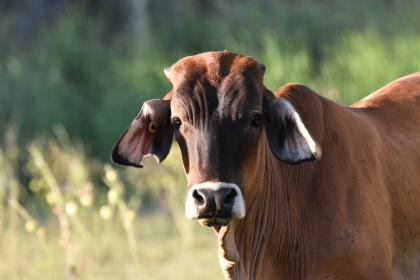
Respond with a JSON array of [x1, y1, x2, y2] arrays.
[[164, 66, 172, 80]]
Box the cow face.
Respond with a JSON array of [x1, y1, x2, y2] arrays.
[[112, 51, 321, 227]]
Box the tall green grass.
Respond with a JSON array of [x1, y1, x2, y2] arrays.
[[321, 31, 420, 104], [253, 30, 420, 104]]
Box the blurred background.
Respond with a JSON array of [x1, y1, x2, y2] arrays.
[[0, 0, 419, 279]]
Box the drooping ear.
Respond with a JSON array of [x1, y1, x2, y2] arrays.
[[264, 97, 322, 164], [112, 99, 174, 167]]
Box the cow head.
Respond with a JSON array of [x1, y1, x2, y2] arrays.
[[112, 51, 321, 228]]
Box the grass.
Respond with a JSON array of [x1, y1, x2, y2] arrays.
[[0, 214, 221, 280], [0, 128, 223, 279]]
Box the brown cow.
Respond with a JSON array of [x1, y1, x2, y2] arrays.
[[112, 51, 420, 279]]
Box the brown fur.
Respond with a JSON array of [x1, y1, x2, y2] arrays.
[[168, 53, 420, 279], [221, 73, 420, 279]]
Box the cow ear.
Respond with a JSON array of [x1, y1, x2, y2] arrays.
[[112, 99, 174, 168], [264, 97, 321, 164]]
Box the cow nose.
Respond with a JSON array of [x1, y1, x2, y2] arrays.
[[191, 187, 238, 219], [185, 182, 246, 224], [192, 188, 237, 212]]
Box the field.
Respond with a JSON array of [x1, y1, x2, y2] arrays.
[[0, 134, 222, 279], [0, 215, 220, 280], [1, 1, 420, 279]]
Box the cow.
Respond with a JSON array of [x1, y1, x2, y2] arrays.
[[111, 51, 420, 279]]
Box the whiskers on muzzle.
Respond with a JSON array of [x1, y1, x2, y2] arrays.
[[185, 182, 245, 226]]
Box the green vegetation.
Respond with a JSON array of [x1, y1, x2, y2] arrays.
[[0, 1, 419, 279], [2, 0, 420, 158]]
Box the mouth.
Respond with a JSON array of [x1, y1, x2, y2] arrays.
[[197, 217, 231, 227]]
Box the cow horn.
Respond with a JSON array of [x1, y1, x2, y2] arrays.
[[164, 66, 172, 80]]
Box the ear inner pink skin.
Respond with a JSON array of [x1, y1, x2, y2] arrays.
[[112, 99, 173, 168]]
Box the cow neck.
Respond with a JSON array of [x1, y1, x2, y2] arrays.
[[218, 135, 319, 279], [217, 88, 324, 279]]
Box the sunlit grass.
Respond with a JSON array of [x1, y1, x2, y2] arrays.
[[0, 127, 222, 279], [0, 214, 221, 280]]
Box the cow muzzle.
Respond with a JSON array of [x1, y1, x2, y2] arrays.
[[185, 182, 245, 227]]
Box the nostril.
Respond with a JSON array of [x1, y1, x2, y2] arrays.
[[192, 189, 205, 206], [223, 188, 237, 206]]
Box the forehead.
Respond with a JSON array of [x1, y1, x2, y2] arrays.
[[168, 51, 264, 119]]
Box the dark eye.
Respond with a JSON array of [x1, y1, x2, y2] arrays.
[[171, 117, 182, 129], [148, 122, 158, 133], [250, 113, 263, 128]]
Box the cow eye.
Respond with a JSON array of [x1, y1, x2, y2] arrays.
[[171, 117, 182, 129], [250, 113, 263, 127]]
